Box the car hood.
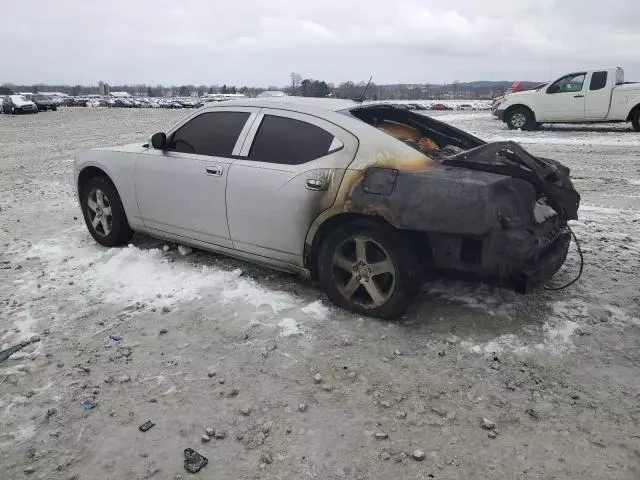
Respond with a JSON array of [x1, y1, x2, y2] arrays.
[[12, 98, 34, 107], [94, 143, 150, 154], [504, 90, 539, 100]]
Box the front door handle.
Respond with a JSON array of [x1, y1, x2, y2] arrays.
[[205, 165, 223, 176], [574, 95, 584, 98], [306, 178, 329, 191]]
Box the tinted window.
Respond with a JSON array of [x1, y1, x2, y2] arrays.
[[590, 71, 607, 91], [549, 73, 586, 94], [249, 115, 335, 164], [169, 111, 250, 157]]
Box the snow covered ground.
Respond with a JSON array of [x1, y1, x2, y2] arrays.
[[1, 108, 639, 479]]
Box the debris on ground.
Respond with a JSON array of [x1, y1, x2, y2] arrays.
[[411, 449, 426, 461], [177, 245, 193, 256], [0, 336, 41, 363], [81, 400, 96, 411], [481, 418, 496, 430], [183, 448, 207, 473], [139, 421, 155, 432]]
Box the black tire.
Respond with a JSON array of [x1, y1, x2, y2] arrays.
[[317, 219, 423, 319], [80, 176, 133, 247], [632, 109, 640, 132], [51, 105, 57, 111], [506, 106, 534, 130]]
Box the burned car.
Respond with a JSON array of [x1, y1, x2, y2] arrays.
[[74, 98, 580, 318]]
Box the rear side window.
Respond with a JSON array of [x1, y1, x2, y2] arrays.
[[249, 115, 336, 164], [590, 71, 608, 91], [169, 111, 250, 157]]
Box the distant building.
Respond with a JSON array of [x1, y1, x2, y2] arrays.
[[110, 91, 131, 98], [98, 81, 105, 96]]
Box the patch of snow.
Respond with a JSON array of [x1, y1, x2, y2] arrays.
[[486, 135, 640, 147], [461, 334, 531, 356], [278, 318, 304, 337], [301, 300, 330, 320], [177, 245, 192, 256], [22, 230, 297, 314], [540, 319, 579, 354], [0, 311, 38, 344]]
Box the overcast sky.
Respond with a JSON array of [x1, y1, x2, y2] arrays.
[[3, 0, 639, 86]]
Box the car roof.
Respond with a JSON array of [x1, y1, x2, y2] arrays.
[[210, 97, 357, 113]]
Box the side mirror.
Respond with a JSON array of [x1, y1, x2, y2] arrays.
[[546, 85, 558, 94], [151, 132, 167, 149]]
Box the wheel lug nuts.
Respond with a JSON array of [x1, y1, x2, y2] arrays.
[[356, 275, 361, 281]]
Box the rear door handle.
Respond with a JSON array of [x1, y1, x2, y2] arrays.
[[574, 95, 584, 98], [205, 165, 223, 176]]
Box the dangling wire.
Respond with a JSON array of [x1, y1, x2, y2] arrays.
[[544, 225, 584, 290]]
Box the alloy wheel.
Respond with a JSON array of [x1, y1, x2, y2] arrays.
[[331, 235, 396, 308], [86, 188, 113, 237]]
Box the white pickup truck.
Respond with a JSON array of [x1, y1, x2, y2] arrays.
[[497, 67, 640, 131]]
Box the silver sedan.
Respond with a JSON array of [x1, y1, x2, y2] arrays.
[[75, 98, 579, 318]]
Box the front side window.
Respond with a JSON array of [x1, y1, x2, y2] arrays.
[[168, 111, 250, 157], [248, 115, 337, 164], [590, 71, 608, 91], [548, 73, 586, 94]]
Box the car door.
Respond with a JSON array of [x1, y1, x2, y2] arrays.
[[584, 71, 612, 120], [226, 109, 358, 266], [541, 72, 586, 121], [134, 108, 257, 248]]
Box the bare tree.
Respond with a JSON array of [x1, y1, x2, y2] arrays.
[[290, 72, 302, 96]]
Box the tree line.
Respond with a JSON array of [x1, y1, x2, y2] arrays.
[[2, 75, 526, 99]]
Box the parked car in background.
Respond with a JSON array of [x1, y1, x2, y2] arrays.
[[498, 67, 640, 131], [30, 94, 58, 111], [430, 103, 452, 111], [74, 98, 579, 318], [2, 95, 38, 114], [457, 104, 474, 111]]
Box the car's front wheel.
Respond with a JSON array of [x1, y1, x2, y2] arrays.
[[80, 176, 133, 247], [506, 106, 534, 130], [317, 220, 423, 319]]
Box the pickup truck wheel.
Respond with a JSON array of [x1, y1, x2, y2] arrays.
[[80, 176, 133, 247], [506, 107, 533, 130], [632, 110, 640, 132], [317, 221, 422, 319]]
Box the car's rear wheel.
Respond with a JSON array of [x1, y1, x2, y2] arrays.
[[506, 106, 534, 130], [80, 176, 133, 247], [317, 220, 423, 319], [51, 105, 57, 111], [632, 109, 640, 132]]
